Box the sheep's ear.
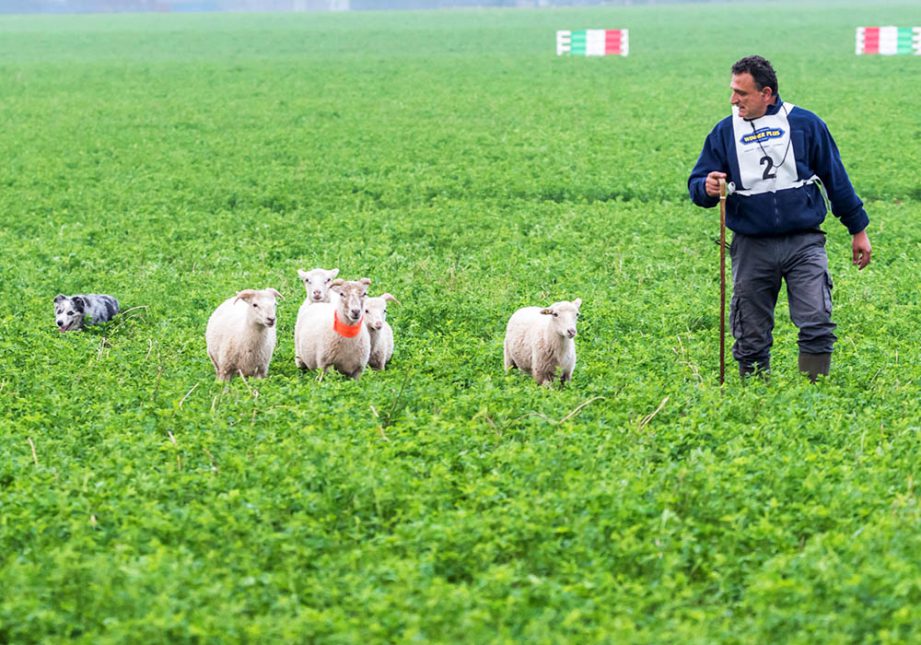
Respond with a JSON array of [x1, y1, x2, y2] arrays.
[[358, 278, 371, 295], [381, 293, 400, 305], [54, 294, 66, 304], [573, 298, 582, 309], [267, 288, 283, 300], [329, 268, 339, 279], [72, 296, 85, 311], [540, 308, 553, 315], [235, 289, 257, 304], [297, 269, 308, 280], [330, 278, 344, 287]]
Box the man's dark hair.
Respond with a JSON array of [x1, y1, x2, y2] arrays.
[[732, 55, 778, 95]]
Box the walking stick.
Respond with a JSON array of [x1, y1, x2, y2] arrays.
[[719, 178, 727, 385]]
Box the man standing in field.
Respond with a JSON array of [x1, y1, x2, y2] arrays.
[[688, 55, 871, 382]]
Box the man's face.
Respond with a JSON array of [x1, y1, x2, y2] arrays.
[[730, 72, 774, 120]]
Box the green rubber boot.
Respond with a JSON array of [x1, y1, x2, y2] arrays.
[[798, 352, 831, 383]]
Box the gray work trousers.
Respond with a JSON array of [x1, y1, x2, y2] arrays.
[[730, 231, 836, 369]]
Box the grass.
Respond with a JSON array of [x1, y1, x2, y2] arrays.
[[1, 1, 920, 641]]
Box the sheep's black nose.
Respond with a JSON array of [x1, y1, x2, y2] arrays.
[[567, 328, 577, 338], [351, 309, 361, 319], [266, 317, 276, 326], [374, 322, 383, 330]]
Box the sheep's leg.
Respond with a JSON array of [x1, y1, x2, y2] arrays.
[[503, 344, 512, 371], [316, 367, 327, 383], [295, 354, 306, 370], [535, 363, 563, 387], [349, 367, 363, 380]]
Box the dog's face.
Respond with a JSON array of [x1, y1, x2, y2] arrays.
[[54, 295, 86, 332]]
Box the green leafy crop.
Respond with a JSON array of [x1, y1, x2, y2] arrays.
[[1, 2, 919, 642]]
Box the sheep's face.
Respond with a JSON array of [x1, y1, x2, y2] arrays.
[[364, 293, 398, 332], [298, 267, 339, 303], [541, 298, 582, 339], [331, 278, 371, 324], [54, 295, 85, 332], [236, 289, 281, 329]]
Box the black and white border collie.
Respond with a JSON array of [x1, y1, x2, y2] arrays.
[[54, 294, 119, 332]]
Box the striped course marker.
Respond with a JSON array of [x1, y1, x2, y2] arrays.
[[557, 29, 629, 57], [856, 26, 921, 55]]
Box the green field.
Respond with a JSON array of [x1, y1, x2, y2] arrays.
[[1, 1, 920, 641]]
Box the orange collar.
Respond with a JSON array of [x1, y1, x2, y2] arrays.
[[333, 311, 364, 338]]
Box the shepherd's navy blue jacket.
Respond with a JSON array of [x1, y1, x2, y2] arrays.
[[688, 97, 869, 236]]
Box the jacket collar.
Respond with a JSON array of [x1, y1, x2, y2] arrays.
[[764, 95, 784, 116]]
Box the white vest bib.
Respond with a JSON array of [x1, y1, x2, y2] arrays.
[[731, 103, 814, 195]]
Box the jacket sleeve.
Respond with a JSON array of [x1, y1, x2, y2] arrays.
[[688, 124, 728, 209], [810, 118, 869, 234]]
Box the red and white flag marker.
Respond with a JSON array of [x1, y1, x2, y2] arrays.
[[856, 26, 921, 55]]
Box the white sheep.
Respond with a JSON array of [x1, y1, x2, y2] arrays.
[[205, 288, 281, 381], [364, 293, 399, 370], [503, 298, 582, 386], [294, 278, 371, 380], [297, 267, 339, 304]]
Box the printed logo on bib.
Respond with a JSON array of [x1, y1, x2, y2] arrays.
[[740, 127, 785, 146]]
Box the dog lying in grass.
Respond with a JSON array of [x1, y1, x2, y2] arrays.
[[54, 294, 119, 332]]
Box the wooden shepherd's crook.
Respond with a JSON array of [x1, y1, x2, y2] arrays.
[[719, 178, 727, 385]]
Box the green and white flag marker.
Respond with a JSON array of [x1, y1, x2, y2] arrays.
[[856, 26, 921, 55], [556, 29, 628, 57]]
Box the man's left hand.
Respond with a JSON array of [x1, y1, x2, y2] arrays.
[[852, 230, 871, 270]]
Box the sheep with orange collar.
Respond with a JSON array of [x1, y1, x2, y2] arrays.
[[294, 278, 372, 380]]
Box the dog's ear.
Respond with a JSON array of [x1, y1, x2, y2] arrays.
[[72, 297, 85, 311], [54, 294, 66, 304]]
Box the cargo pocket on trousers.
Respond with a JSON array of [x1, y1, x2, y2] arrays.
[[730, 292, 743, 340], [823, 271, 833, 317]]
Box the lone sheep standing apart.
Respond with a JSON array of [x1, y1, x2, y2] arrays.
[[504, 298, 581, 386], [206, 288, 281, 381]]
